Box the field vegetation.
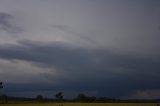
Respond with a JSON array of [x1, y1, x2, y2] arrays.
[[1, 103, 159, 106]]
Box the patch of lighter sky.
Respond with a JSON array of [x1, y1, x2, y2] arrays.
[[0, 59, 57, 84], [129, 89, 160, 99]]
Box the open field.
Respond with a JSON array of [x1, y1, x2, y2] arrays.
[[1, 103, 159, 106]]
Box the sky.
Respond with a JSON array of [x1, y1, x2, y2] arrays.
[[0, 0, 160, 99]]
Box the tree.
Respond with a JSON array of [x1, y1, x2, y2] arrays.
[[0, 82, 3, 102], [87, 96, 97, 102], [75, 93, 97, 102], [1, 94, 8, 103], [55, 92, 63, 101], [36, 95, 43, 102], [76, 93, 87, 102], [0, 82, 3, 89]]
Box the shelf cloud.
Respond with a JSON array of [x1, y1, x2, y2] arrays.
[[0, 0, 160, 99]]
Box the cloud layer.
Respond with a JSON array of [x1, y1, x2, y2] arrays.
[[0, 0, 160, 99], [0, 41, 160, 98]]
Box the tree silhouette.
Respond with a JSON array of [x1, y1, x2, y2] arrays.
[[0, 82, 3, 89], [55, 92, 63, 101], [0, 82, 3, 102], [36, 95, 43, 102], [1, 94, 8, 103], [76, 93, 88, 102], [75, 93, 97, 102]]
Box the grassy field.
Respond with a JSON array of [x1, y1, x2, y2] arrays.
[[1, 103, 159, 106]]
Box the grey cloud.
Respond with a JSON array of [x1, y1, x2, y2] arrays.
[[0, 12, 23, 34], [51, 24, 69, 31], [51, 24, 98, 46], [0, 0, 160, 99], [0, 41, 160, 97]]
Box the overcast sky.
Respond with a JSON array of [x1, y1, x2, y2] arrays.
[[0, 0, 160, 99]]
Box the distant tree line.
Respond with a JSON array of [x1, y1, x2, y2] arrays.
[[34, 92, 160, 103], [1, 92, 160, 103], [72, 93, 116, 103], [1, 82, 160, 103]]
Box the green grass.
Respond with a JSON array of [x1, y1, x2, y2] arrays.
[[1, 103, 158, 106]]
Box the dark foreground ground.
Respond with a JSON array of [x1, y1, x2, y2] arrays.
[[1, 103, 160, 106]]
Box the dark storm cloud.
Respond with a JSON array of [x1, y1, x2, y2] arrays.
[[0, 12, 22, 34], [0, 41, 160, 97]]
